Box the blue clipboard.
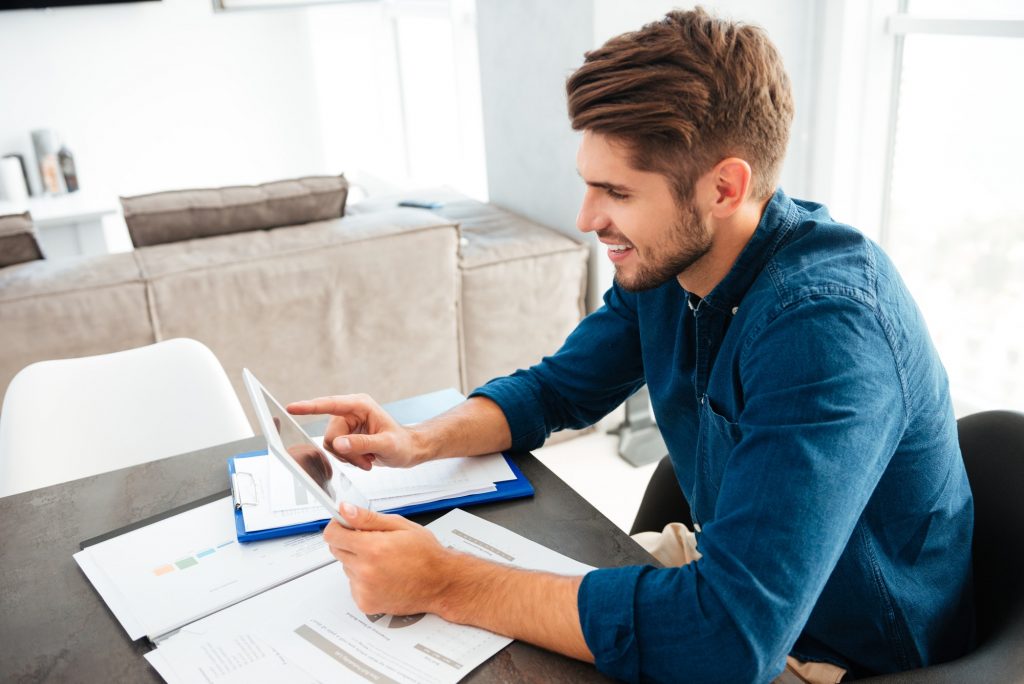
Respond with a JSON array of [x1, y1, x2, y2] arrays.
[[228, 450, 533, 542]]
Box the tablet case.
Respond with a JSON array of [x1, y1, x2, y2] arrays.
[[228, 450, 534, 542]]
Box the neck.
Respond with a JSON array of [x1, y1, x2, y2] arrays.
[[677, 195, 770, 298]]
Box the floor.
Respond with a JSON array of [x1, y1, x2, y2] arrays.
[[533, 420, 659, 534]]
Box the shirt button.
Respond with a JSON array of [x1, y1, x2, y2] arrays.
[[694, 523, 702, 533], [731, 306, 739, 315]]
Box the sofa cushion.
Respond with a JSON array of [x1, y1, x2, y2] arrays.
[[121, 175, 349, 247], [0, 251, 153, 403], [0, 212, 43, 267], [133, 208, 464, 425], [348, 189, 589, 390]]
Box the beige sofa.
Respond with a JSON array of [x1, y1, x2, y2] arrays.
[[0, 185, 588, 428]]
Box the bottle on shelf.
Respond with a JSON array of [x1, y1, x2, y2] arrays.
[[58, 145, 79, 193]]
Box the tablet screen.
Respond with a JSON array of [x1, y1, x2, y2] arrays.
[[257, 383, 368, 512]]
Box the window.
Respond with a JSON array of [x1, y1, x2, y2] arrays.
[[304, 0, 486, 199], [813, 0, 1024, 415], [883, 1, 1024, 414]]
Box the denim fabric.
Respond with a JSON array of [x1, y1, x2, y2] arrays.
[[471, 190, 974, 682]]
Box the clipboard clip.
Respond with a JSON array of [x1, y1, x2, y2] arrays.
[[230, 471, 259, 509]]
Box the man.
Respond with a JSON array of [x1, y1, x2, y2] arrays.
[[287, 8, 974, 682]]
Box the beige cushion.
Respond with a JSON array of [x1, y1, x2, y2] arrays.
[[451, 203, 588, 390], [348, 190, 589, 391], [133, 208, 464, 426], [121, 175, 349, 247], [0, 252, 154, 398], [0, 212, 43, 267]]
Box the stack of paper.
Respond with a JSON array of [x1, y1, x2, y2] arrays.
[[234, 448, 517, 534], [74, 497, 593, 684], [74, 497, 334, 641]]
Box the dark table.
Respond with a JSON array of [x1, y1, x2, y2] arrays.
[[0, 431, 654, 683]]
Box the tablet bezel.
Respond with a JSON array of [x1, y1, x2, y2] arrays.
[[242, 368, 368, 528]]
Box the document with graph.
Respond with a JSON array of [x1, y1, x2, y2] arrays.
[[73, 496, 334, 641], [143, 508, 594, 684]]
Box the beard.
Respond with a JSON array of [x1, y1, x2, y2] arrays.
[[614, 202, 712, 293]]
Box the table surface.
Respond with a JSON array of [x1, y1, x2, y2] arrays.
[[0, 430, 655, 683]]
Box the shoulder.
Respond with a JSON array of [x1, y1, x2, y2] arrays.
[[760, 198, 887, 311], [736, 199, 908, 359]]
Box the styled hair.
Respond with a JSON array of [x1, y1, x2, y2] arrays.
[[566, 7, 794, 202]]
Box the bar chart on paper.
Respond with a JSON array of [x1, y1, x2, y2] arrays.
[[151, 539, 236, 577], [74, 497, 334, 641]]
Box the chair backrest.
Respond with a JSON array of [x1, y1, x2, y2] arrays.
[[863, 410, 1024, 682], [0, 338, 254, 497], [956, 410, 1024, 642]]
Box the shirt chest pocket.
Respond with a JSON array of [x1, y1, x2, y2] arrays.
[[692, 397, 743, 523]]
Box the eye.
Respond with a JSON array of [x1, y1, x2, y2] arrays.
[[607, 188, 629, 201]]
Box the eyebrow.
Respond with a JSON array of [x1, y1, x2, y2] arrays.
[[576, 170, 634, 194]]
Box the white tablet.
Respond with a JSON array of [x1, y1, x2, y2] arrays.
[[242, 368, 369, 528]]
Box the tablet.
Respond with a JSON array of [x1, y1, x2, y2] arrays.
[[242, 368, 369, 528]]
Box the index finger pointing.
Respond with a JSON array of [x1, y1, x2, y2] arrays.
[[286, 395, 376, 417]]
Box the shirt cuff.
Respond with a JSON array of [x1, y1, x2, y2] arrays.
[[469, 375, 549, 452], [579, 565, 648, 683]]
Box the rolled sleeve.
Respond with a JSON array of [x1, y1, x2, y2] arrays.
[[579, 566, 646, 682], [470, 375, 549, 452]]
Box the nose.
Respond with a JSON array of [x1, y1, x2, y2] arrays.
[[576, 189, 610, 234]]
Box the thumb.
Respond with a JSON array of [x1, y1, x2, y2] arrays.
[[340, 502, 410, 531], [334, 432, 391, 456]]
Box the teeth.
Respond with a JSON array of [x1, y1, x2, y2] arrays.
[[608, 245, 630, 252]]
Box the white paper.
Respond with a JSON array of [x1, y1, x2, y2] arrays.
[[147, 509, 594, 684], [373, 482, 496, 511], [74, 496, 334, 641], [269, 438, 514, 507], [240, 453, 497, 531], [338, 451, 516, 501], [240, 447, 516, 534]]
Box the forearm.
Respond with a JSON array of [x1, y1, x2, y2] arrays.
[[432, 551, 593, 662], [410, 396, 512, 462]]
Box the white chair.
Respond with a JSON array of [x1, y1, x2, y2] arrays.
[[0, 338, 254, 497]]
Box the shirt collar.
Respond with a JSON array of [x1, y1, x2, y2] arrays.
[[697, 188, 796, 315]]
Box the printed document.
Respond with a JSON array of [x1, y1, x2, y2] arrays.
[[235, 441, 514, 534], [73, 496, 333, 641], [145, 508, 594, 684]]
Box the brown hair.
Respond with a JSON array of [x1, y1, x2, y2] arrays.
[[566, 7, 794, 202]]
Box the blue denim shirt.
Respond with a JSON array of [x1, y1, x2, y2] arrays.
[[471, 190, 974, 682]]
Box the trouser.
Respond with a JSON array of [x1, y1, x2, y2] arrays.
[[633, 523, 847, 684]]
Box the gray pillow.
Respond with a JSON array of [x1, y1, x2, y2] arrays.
[[121, 175, 349, 248], [0, 212, 44, 267]]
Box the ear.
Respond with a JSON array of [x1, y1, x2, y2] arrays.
[[706, 157, 752, 219]]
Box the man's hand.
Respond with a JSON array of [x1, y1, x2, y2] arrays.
[[325, 503, 453, 616], [287, 394, 422, 470], [325, 502, 593, 662]]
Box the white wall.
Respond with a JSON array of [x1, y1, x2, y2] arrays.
[[0, 0, 326, 247], [475, 0, 595, 298], [304, 1, 406, 196], [476, 0, 821, 309]]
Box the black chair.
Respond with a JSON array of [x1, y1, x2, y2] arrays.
[[630, 411, 1024, 682]]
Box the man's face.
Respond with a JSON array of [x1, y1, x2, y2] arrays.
[[576, 131, 712, 292]]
